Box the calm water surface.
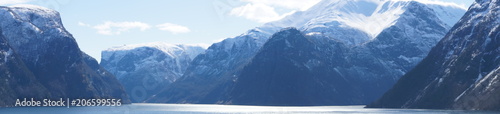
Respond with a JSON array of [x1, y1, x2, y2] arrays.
[[1, 103, 498, 114]]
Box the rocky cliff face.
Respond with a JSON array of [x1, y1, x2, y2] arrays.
[[0, 5, 130, 106], [0, 28, 49, 107], [368, 0, 500, 110]]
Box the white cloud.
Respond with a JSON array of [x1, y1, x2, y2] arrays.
[[230, 3, 282, 23], [240, 0, 321, 11], [230, 0, 320, 23], [156, 23, 191, 34], [93, 21, 151, 35], [77, 21, 90, 27], [0, 0, 31, 5]]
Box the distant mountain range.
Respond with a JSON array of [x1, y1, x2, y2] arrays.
[[145, 0, 466, 105], [0, 5, 130, 107], [368, 0, 500, 110], [101, 43, 206, 102]]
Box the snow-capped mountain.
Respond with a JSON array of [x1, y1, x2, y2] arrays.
[[147, 0, 466, 105], [368, 0, 500, 110], [0, 5, 130, 106], [271, 0, 466, 46], [101, 43, 206, 102]]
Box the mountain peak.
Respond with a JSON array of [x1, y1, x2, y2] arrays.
[[105, 42, 208, 52], [265, 27, 306, 49], [102, 42, 207, 64], [2, 5, 60, 23], [0, 5, 69, 43], [8, 4, 56, 11], [274, 27, 301, 35]]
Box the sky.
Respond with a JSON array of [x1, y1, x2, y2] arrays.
[[1, 0, 474, 62]]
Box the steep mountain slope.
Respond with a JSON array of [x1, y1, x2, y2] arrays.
[[0, 29, 49, 107], [148, 0, 465, 104], [368, 0, 500, 110], [0, 5, 130, 106], [228, 28, 356, 105], [101, 43, 206, 102]]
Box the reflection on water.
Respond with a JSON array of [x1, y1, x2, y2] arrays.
[[0, 103, 498, 114]]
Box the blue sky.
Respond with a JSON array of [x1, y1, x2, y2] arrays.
[[1, 0, 474, 62]]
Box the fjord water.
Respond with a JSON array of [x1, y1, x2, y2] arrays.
[[1, 104, 497, 114]]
